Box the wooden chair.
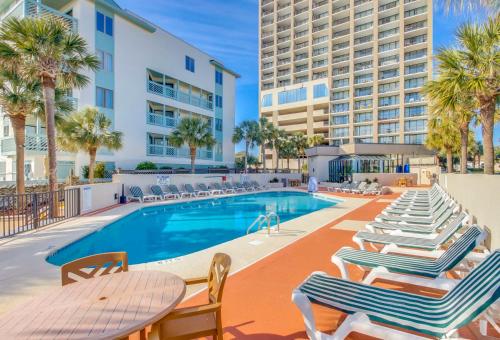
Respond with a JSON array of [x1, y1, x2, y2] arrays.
[[148, 253, 232, 340], [60, 252, 128, 286]]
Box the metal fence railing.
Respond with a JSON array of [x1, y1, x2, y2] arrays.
[[0, 188, 80, 239]]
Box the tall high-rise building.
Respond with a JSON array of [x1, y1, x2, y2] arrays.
[[0, 0, 238, 181], [259, 0, 432, 169]]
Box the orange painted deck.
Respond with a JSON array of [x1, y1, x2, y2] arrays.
[[178, 191, 492, 340]]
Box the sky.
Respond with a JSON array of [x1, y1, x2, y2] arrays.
[[116, 0, 498, 150]]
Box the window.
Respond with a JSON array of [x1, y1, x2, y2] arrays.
[[333, 78, 349, 88], [379, 135, 399, 143], [405, 92, 424, 103], [332, 115, 349, 125], [215, 95, 223, 108], [378, 41, 399, 53], [97, 49, 113, 72], [215, 118, 223, 131], [378, 122, 399, 134], [332, 127, 349, 137], [404, 119, 427, 132], [405, 49, 427, 61], [405, 105, 427, 117], [332, 90, 349, 100], [354, 125, 373, 137], [261, 94, 272, 107], [404, 133, 426, 144], [3, 118, 9, 137], [96, 87, 113, 108], [354, 73, 373, 85], [405, 63, 426, 75], [355, 112, 372, 123], [332, 102, 349, 113], [215, 70, 223, 85], [185, 56, 195, 72], [354, 99, 373, 110], [354, 86, 372, 97], [379, 95, 399, 107], [379, 27, 399, 39], [96, 11, 113, 36], [278, 88, 307, 104], [378, 108, 400, 120], [313, 84, 328, 98], [379, 81, 399, 93], [405, 77, 426, 89]]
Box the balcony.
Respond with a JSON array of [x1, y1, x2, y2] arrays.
[[147, 144, 213, 160], [1, 134, 61, 156], [1, 0, 78, 31], [147, 112, 178, 128], [147, 80, 213, 111]]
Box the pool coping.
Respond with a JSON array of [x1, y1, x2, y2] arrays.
[[0, 188, 370, 314]]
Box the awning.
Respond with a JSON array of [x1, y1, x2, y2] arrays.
[[334, 155, 391, 161]]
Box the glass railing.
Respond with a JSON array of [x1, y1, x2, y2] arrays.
[[147, 112, 178, 128], [147, 144, 213, 160]]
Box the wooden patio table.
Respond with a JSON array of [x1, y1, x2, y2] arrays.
[[0, 271, 186, 339]]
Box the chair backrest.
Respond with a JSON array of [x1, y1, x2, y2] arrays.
[[168, 184, 180, 194], [207, 253, 232, 304], [434, 212, 468, 244], [213, 182, 223, 190], [129, 186, 143, 198], [437, 226, 484, 271], [198, 183, 208, 191], [150, 185, 163, 196], [224, 182, 233, 189], [184, 184, 195, 193], [61, 252, 128, 286]]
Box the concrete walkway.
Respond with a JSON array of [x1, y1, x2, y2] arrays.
[[0, 189, 370, 314]]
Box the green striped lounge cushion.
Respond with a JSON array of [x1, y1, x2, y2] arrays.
[[370, 208, 454, 234], [377, 201, 453, 225], [385, 197, 446, 216], [335, 226, 483, 278], [150, 185, 163, 196], [355, 212, 468, 250], [299, 251, 499, 337]]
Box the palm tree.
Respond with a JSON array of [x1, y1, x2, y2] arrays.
[[232, 120, 260, 173], [0, 70, 38, 194], [424, 80, 476, 174], [169, 117, 216, 174], [0, 70, 73, 193], [279, 139, 297, 170], [57, 107, 122, 183], [258, 117, 273, 171], [271, 129, 287, 171], [426, 116, 460, 173], [292, 133, 309, 173], [425, 15, 499, 174], [0, 17, 99, 193], [308, 134, 325, 147]]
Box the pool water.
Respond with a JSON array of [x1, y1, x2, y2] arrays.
[[47, 191, 338, 265]]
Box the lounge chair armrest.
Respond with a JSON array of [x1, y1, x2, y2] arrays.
[[185, 276, 209, 285], [164, 303, 221, 320]]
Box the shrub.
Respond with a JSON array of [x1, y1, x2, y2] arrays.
[[269, 177, 279, 183], [81, 165, 89, 179], [136, 161, 157, 170], [94, 163, 106, 178]]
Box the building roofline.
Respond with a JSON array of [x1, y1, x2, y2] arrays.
[[210, 60, 241, 78]]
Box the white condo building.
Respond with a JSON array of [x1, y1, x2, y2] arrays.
[[0, 0, 238, 181]]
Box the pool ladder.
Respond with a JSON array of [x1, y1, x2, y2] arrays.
[[246, 212, 280, 235]]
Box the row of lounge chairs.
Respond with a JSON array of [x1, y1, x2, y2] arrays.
[[326, 181, 382, 195], [292, 183, 498, 339], [128, 181, 266, 202]]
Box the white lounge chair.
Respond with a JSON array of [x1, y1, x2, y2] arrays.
[[128, 186, 159, 203]]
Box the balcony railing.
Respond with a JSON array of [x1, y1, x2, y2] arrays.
[[147, 145, 213, 160], [1, 134, 61, 155], [2, 0, 78, 31], [147, 112, 178, 128], [147, 81, 213, 110]]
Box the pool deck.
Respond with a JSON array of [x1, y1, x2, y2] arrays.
[[0, 187, 495, 339], [0, 188, 369, 314]]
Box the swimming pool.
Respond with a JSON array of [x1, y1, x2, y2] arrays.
[[47, 191, 338, 265]]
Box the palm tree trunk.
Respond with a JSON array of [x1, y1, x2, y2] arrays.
[[10, 116, 26, 195], [479, 97, 495, 175], [244, 142, 249, 174], [261, 145, 266, 172], [190, 147, 196, 174], [459, 124, 468, 174], [298, 157, 301, 174], [446, 149, 453, 173], [88, 148, 97, 184], [41, 77, 58, 217], [287, 157, 290, 170]]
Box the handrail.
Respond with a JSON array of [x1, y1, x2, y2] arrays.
[[246, 212, 280, 235]]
